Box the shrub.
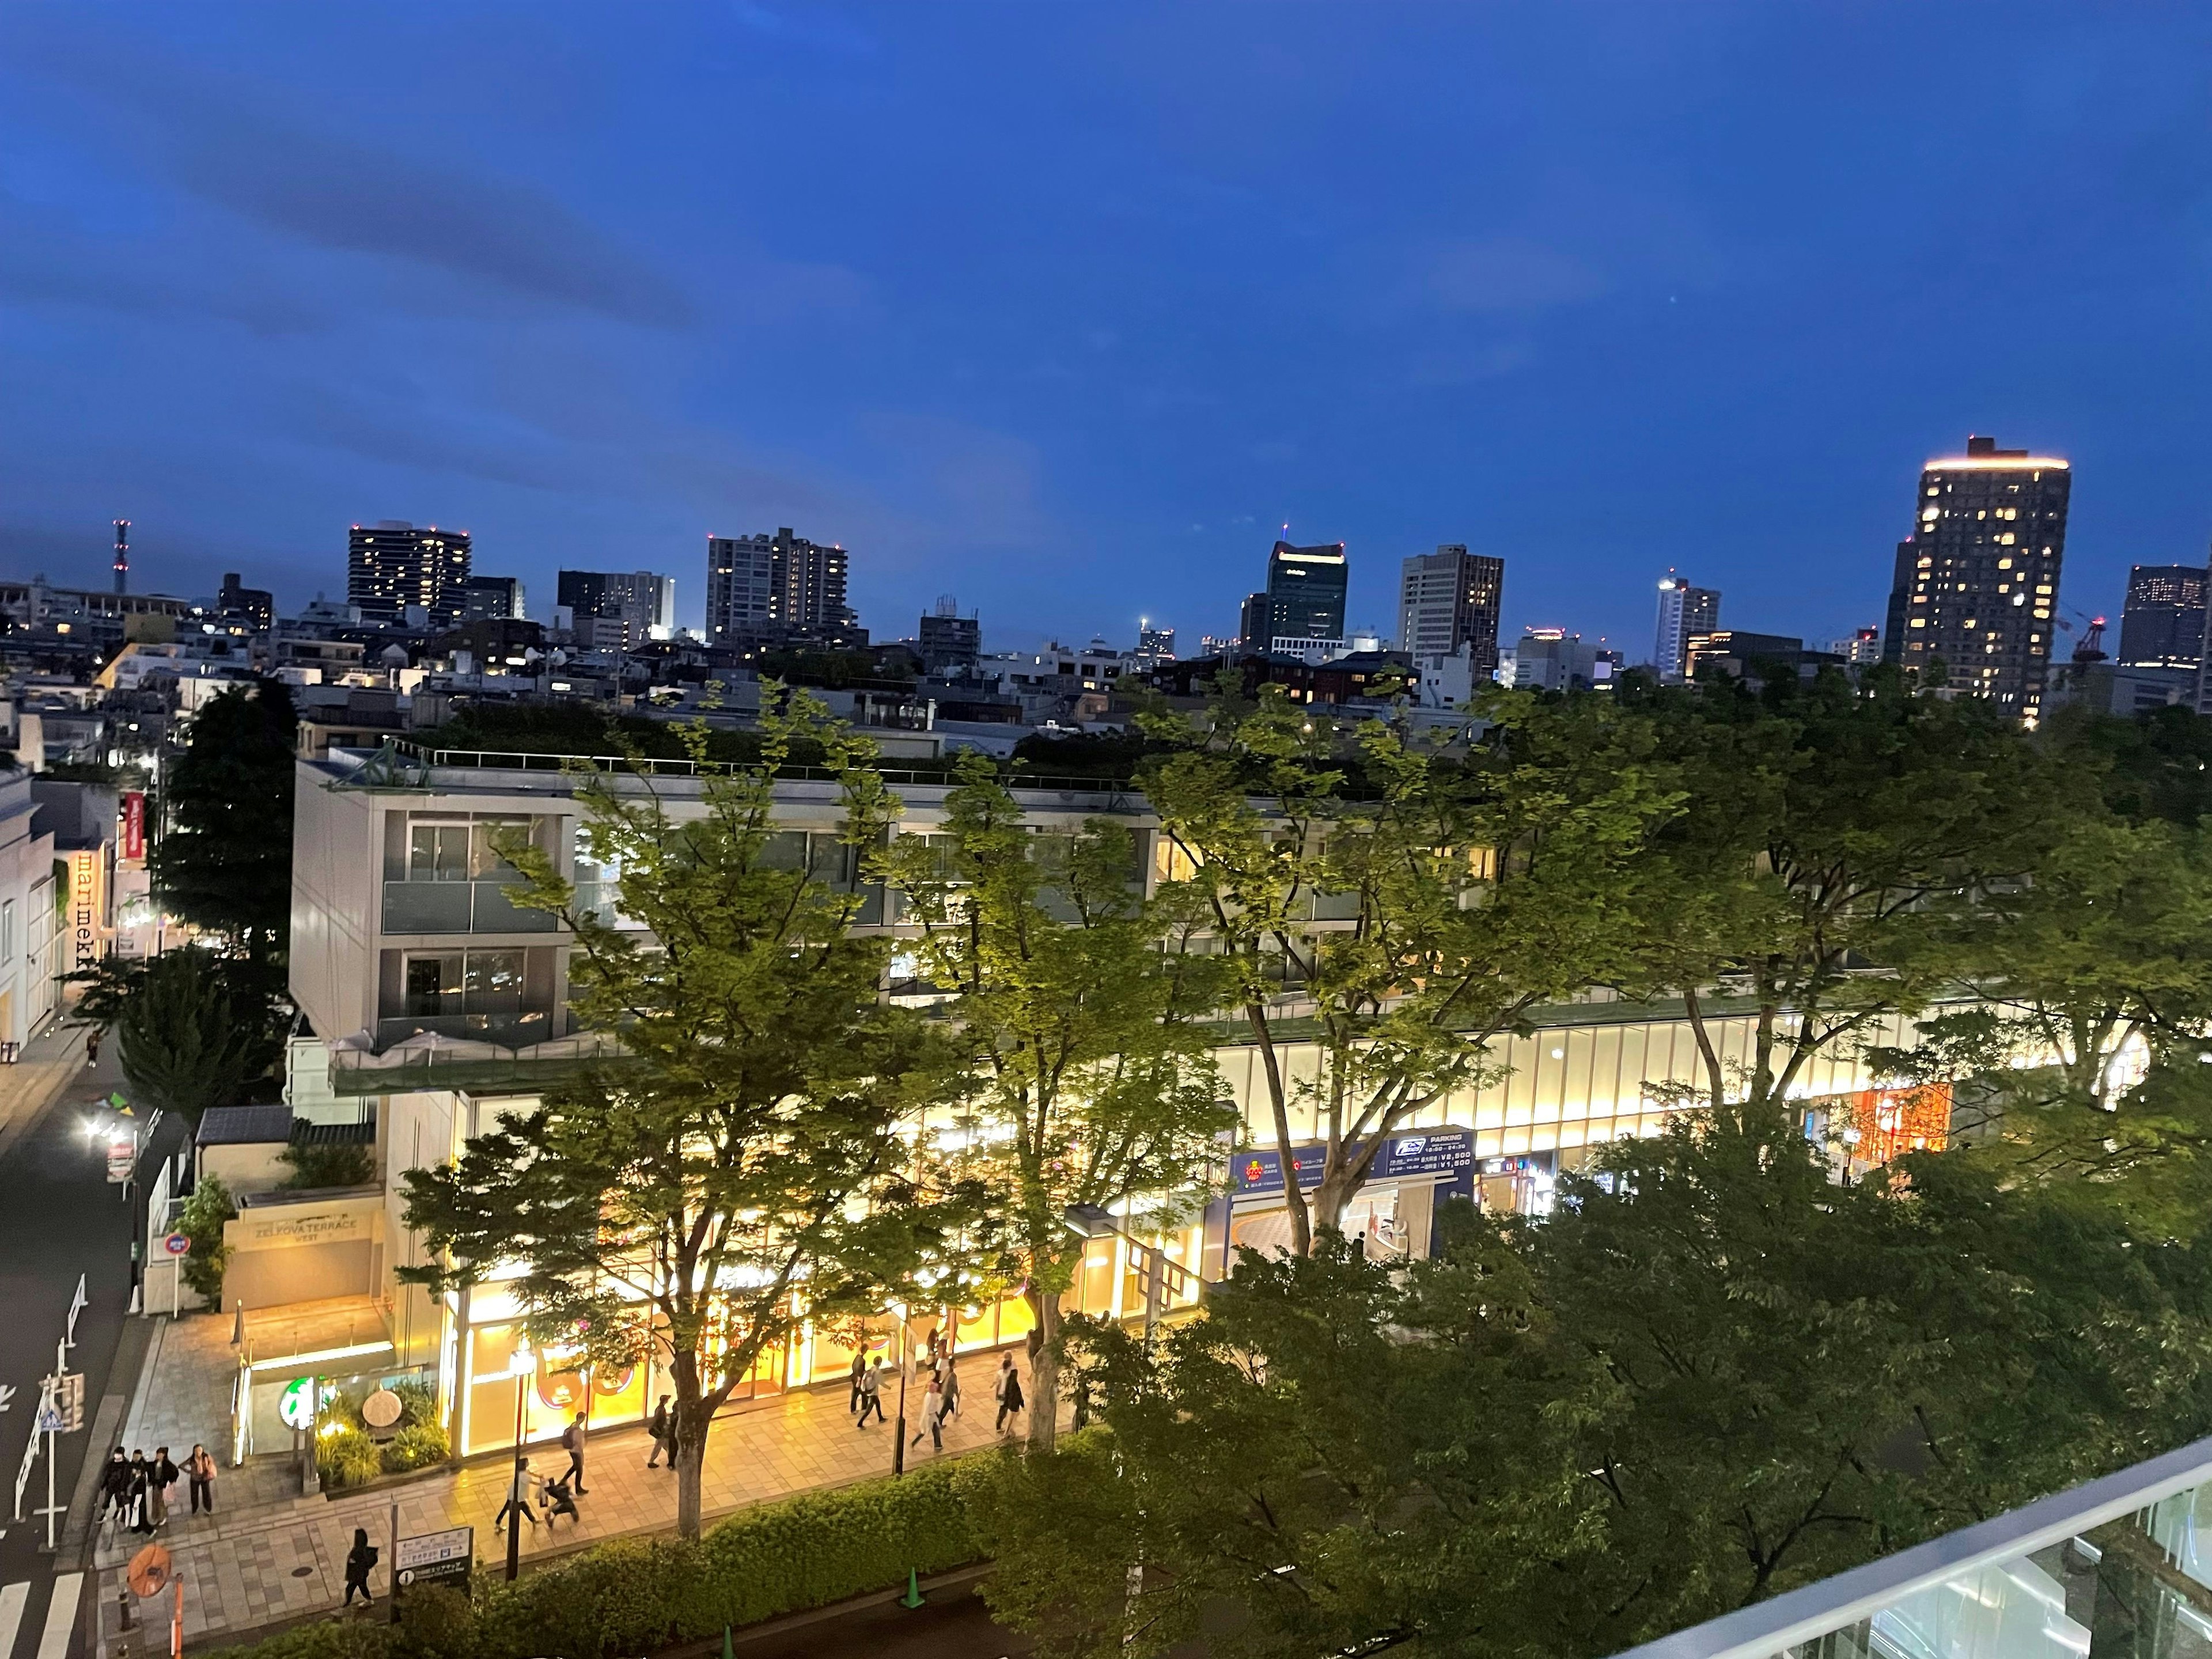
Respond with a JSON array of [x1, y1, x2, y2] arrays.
[[176, 1176, 236, 1303], [380, 1423, 449, 1474], [389, 1378, 437, 1427], [316, 1429, 382, 1490], [278, 1139, 374, 1190], [203, 1456, 990, 1659]]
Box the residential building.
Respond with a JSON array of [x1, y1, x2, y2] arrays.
[[219, 572, 275, 632], [917, 597, 982, 675], [1262, 541, 1349, 645], [2117, 563, 2208, 669], [460, 575, 527, 622], [1827, 626, 1882, 665], [1135, 623, 1177, 664], [1653, 575, 1721, 681], [556, 569, 673, 649], [1508, 629, 1611, 692], [1883, 435, 2071, 723], [2048, 661, 2198, 718], [706, 529, 854, 645], [1398, 546, 1505, 679], [347, 522, 472, 624]]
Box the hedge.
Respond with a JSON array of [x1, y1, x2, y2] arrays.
[[204, 1456, 991, 1659]]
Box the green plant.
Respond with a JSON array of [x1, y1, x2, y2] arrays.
[[202, 1460, 984, 1659], [117, 949, 286, 1124], [380, 1422, 448, 1474], [315, 1428, 382, 1490], [278, 1139, 374, 1190], [176, 1176, 236, 1303], [389, 1378, 437, 1427]]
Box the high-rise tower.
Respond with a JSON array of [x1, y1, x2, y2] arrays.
[[112, 519, 130, 595], [1263, 540, 1348, 646], [1883, 435, 2070, 723], [1398, 545, 1505, 677], [1653, 574, 1720, 680], [347, 521, 473, 623]]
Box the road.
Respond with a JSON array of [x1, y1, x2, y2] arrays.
[[0, 1025, 183, 1659]]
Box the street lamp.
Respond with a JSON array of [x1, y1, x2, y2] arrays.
[[506, 1339, 532, 1582], [891, 1306, 908, 1477]]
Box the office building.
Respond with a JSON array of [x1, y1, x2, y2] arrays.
[[1883, 435, 2070, 723], [1827, 626, 1881, 665], [1653, 575, 1721, 680], [1262, 541, 1349, 645], [918, 597, 982, 675], [347, 522, 472, 624], [460, 575, 527, 622], [1398, 546, 1505, 679], [556, 570, 673, 650], [1238, 592, 1270, 649], [1135, 623, 1177, 664], [706, 528, 854, 646], [2117, 564, 2208, 669], [1685, 630, 1805, 680], [218, 572, 274, 632], [1507, 629, 1611, 692]]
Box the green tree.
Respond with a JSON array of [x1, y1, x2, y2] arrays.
[[400, 696, 942, 1539], [117, 948, 285, 1123], [176, 1174, 237, 1304], [976, 1108, 2212, 1659], [877, 756, 1233, 1449], [150, 680, 298, 956], [1135, 684, 1677, 1252], [1612, 670, 2073, 1119]]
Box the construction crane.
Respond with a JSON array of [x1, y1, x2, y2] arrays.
[[2053, 603, 2107, 664]]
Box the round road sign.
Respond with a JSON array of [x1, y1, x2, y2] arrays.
[[161, 1232, 191, 1257]]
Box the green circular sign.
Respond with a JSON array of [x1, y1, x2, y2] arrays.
[[277, 1377, 315, 1431]]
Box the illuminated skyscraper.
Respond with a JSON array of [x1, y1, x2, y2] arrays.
[[1263, 540, 1348, 645], [1653, 574, 1720, 680], [348, 521, 472, 623], [2117, 564, 2207, 669], [706, 528, 855, 646], [1883, 435, 2070, 723], [1398, 545, 1505, 677]]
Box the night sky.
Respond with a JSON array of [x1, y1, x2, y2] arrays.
[[6, 3, 2212, 660]]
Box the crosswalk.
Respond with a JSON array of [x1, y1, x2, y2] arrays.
[[0, 1574, 80, 1659]]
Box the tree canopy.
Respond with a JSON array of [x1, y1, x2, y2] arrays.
[[149, 679, 298, 956]]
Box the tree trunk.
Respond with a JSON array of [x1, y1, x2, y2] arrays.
[[1026, 1287, 1059, 1453], [673, 1397, 707, 1539]]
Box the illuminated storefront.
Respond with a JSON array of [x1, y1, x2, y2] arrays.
[[1214, 1129, 1478, 1270]]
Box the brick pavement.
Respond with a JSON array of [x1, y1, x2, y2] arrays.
[[93, 1318, 1056, 1652]]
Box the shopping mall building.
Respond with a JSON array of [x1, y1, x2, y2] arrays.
[[243, 739, 1967, 1462]]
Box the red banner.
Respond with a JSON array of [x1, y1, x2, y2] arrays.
[[122, 792, 145, 862]]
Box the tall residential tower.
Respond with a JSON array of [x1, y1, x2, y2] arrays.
[[1653, 574, 1720, 680], [706, 528, 855, 647], [348, 521, 472, 623], [2117, 565, 2208, 669], [1882, 435, 2069, 723]]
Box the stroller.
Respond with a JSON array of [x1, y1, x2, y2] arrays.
[[541, 1473, 581, 1526]]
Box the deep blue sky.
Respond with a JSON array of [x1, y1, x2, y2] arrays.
[[5, 4, 2211, 660]]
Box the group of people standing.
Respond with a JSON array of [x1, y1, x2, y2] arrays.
[[100, 1444, 216, 1535], [493, 1410, 593, 1536], [847, 1327, 1027, 1450]]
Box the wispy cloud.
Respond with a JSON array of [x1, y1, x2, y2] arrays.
[[1425, 235, 1609, 313]]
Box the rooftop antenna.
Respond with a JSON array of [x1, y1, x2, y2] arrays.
[[112, 519, 130, 595]]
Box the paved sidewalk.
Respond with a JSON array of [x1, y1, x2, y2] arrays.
[[0, 1017, 90, 1145], [92, 1317, 1056, 1652]]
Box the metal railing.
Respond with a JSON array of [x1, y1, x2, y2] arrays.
[[1611, 1434, 2212, 1659]]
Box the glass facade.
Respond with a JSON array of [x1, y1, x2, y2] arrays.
[[381, 812, 559, 935]]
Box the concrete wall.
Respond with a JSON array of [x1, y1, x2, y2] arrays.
[[199, 1141, 291, 1198]]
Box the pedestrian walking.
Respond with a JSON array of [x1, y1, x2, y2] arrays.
[[493, 1458, 539, 1533], [99, 1448, 129, 1525], [560, 1411, 590, 1494], [994, 1356, 1025, 1435], [848, 1351, 866, 1414], [186, 1444, 217, 1514], [342, 1527, 378, 1607], [1072, 1372, 1094, 1431], [855, 1357, 887, 1428], [127, 1452, 153, 1534], [149, 1446, 178, 1527], [84, 1028, 100, 1068], [646, 1396, 671, 1468], [941, 1358, 961, 1419], [909, 1376, 946, 1453]]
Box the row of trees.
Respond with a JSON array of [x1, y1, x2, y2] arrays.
[[399, 665, 2212, 1562]]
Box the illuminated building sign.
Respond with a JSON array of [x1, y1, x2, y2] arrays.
[[66, 850, 104, 969]]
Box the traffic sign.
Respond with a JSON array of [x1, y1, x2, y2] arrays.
[[106, 1138, 135, 1182], [395, 1527, 474, 1598], [161, 1233, 191, 1257]]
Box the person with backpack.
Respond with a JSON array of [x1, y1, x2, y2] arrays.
[[646, 1396, 672, 1468], [994, 1355, 1025, 1435], [343, 1528, 378, 1607], [560, 1411, 589, 1494]]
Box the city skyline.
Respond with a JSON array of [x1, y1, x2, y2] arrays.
[[8, 7, 2212, 654]]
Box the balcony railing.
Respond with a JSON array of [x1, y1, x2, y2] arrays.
[[381, 879, 559, 934], [1611, 1433, 2212, 1659], [373, 1011, 555, 1052]]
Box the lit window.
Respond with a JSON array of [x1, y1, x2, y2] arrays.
[[1997, 557, 2013, 569]]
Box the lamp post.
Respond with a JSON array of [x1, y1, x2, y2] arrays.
[[891, 1308, 909, 1477], [506, 1341, 531, 1583]]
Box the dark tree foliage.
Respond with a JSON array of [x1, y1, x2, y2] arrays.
[[2043, 700, 2212, 828], [150, 680, 298, 955], [117, 949, 286, 1124]]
